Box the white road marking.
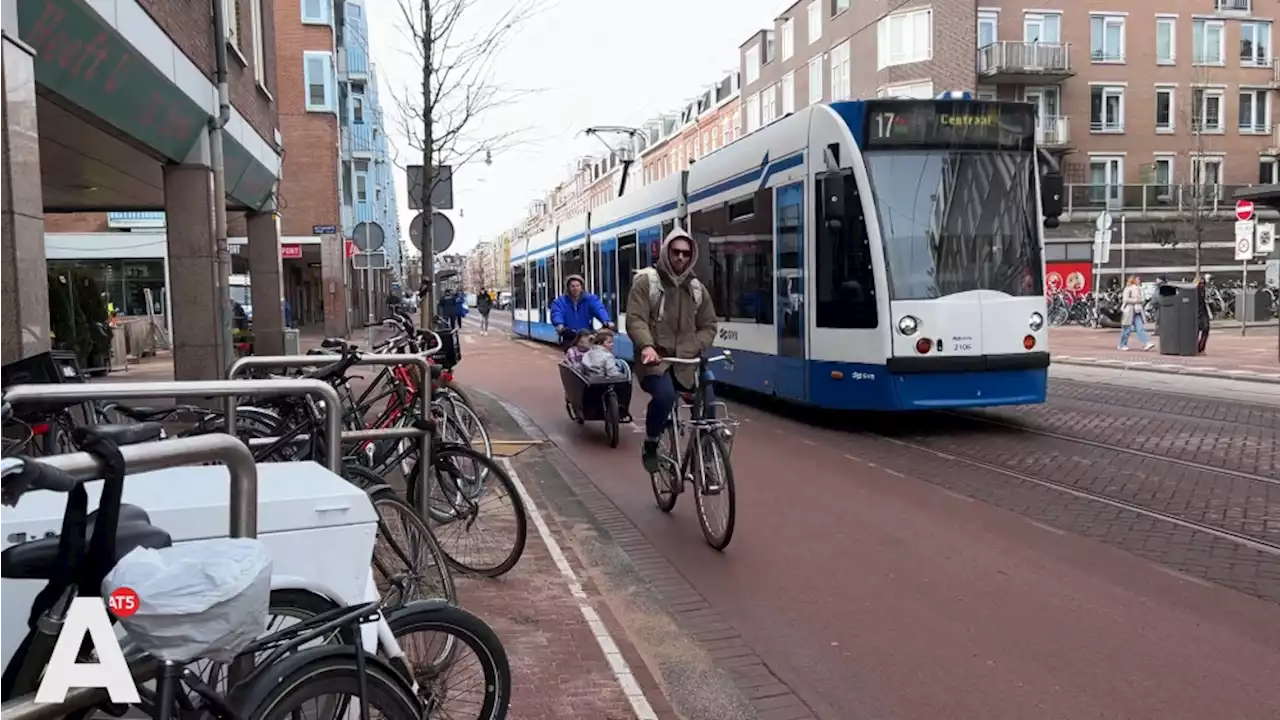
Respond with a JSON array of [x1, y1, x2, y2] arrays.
[[1026, 519, 1067, 536], [499, 458, 659, 720]]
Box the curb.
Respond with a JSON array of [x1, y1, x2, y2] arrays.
[[1052, 357, 1280, 384]]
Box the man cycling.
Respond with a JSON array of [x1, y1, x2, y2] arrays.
[[624, 227, 717, 474], [551, 274, 613, 347]]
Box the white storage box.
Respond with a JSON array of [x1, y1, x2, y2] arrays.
[[1, 462, 377, 672]]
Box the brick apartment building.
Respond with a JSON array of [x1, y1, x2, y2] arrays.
[[6, 0, 284, 378], [738, 0, 1280, 282]]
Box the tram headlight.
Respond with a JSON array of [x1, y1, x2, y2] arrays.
[[897, 315, 920, 336], [1028, 312, 1045, 331]]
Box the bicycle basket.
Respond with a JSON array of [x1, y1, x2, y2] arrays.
[[102, 538, 272, 663]]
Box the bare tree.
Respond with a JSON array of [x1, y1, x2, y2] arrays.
[[388, 0, 547, 195], [1179, 63, 1221, 276]]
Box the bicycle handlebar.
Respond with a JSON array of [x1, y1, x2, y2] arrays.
[[1, 457, 79, 505], [658, 352, 733, 367]]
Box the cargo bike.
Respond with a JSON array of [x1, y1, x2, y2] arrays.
[[558, 361, 634, 448]]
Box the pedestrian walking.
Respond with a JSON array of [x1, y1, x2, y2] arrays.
[[1118, 275, 1154, 351], [1195, 275, 1210, 355], [476, 286, 493, 335]]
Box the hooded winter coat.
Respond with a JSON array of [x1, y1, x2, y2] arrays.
[[624, 227, 718, 388]]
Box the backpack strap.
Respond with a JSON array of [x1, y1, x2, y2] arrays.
[[640, 267, 703, 323]]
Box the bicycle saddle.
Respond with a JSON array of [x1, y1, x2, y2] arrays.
[[320, 337, 353, 350], [88, 423, 165, 447], [1, 504, 172, 580], [111, 405, 174, 422]]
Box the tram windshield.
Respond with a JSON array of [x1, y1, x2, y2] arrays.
[[864, 149, 1043, 301]]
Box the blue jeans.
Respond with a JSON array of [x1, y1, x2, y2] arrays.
[[1119, 315, 1152, 348], [639, 369, 716, 440]]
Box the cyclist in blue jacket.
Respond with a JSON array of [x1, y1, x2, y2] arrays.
[[551, 274, 613, 346]]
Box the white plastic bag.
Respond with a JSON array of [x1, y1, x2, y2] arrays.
[[102, 538, 272, 663]]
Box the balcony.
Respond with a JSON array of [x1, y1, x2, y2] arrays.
[[1061, 184, 1280, 220], [106, 212, 165, 229], [1214, 0, 1251, 14], [1037, 116, 1070, 147], [977, 41, 1073, 83]]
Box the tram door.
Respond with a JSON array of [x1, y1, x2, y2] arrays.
[[600, 238, 618, 319], [535, 258, 548, 324], [774, 182, 808, 401]]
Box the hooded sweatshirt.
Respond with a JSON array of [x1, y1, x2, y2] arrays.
[[550, 274, 611, 332], [624, 227, 718, 387]]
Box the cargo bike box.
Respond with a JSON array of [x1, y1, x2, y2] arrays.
[[558, 362, 633, 448]]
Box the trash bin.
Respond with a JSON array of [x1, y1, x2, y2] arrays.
[[1157, 283, 1199, 356], [283, 328, 300, 355]]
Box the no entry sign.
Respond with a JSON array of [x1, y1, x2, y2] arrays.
[[1236, 199, 1255, 221]]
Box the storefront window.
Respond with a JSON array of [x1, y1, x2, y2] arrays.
[[48, 259, 166, 316]]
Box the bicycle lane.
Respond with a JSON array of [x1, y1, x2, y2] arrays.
[[458, 329, 1280, 720]]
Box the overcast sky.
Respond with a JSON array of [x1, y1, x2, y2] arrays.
[[365, 0, 790, 258]]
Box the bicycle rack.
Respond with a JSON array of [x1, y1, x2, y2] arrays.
[[0, 434, 257, 720], [227, 355, 434, 518]]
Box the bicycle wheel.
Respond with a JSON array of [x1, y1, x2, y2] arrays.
[[693, 430, 736, 551], [603, 392, 620, 448], [232, 647, 420, 720], [384, 601, 511, 720], [412, 444, 528, 577], [368, 485, 458, 607], [651, 423, 679, 513]]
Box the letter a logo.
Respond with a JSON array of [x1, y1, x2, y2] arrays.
[[35, 598, 139, 704]]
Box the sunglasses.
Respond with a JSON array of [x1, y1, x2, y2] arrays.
[[669, 249, 692, 258]]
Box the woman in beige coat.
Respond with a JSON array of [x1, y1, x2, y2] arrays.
[[1118, 275, 1154, 351]]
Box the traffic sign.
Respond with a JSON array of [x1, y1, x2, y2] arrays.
[[1095, 211, 1113, 231], [352, 222, 385, 252], [1257, 222, 1276, 254], [1235, 220, 1255, 260], [1236, 199, 1255, 221], [406, 165, 454, 210], [409, 212, 455, 253]]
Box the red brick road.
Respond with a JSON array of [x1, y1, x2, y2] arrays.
[[455, 319, 1280, 720]]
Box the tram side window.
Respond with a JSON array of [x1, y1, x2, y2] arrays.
[[561, 246, 585, 286], [691, 188, 774, 324], [546, 255, 557, 303], [815, 175, 877, 329], [617, 234, 638, 313], [513, 266, 526, 309]]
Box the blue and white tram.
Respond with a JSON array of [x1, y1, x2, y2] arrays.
[[511, 97, 1060, 410]]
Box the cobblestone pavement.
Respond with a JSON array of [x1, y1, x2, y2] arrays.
[[1049, 325, 1280, 382], [460, 324, 1280, 720]]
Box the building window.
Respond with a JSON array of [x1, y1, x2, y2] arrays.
[[762, 85, 778, 125], [1024, 12, 1060, 43], [781, 72, 795, 115], [1090, 14, 1125, 63], [781, 18, 794, 60], [1152, 156, 1175, 198], [303, 51, 334, 112], [1241, 22, 1271, 66], [977, 11, 997, 48], [745, 93, 761, 133], [250, 0, 266, 85], [877, 9, 931, 68], [355, 165, 369, 202], [830, 40, 851, 101], [1192, 88, 1224, 132], [745, 44, 761, 84], [223, 0, 240, 47], [1156, 17, 1175, 64], [1089, 86, 1124, 133], [764, 31, 776, 64], [1239, 89, 1271, 133], [1088, 156, 1124, 206], [301, 0, 329, 24], [722, 115, 733, 144], [1193, 20, 1225, 65], [879, 81, 934, 99], [808, 57, 823, 104], [352, 96, 364, 123], [1155, 88, 1175, 132], [976, 87, 997, 100], [831, 0, 849, 16], [1260, 156, 1278, 184], [807, 1, 821, 44], [1191, 156, 1224, 191]]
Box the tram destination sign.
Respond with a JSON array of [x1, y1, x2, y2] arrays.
[[864, 100, 1035, 150]]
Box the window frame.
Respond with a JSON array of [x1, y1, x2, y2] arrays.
[[1152, 155, 1175, 197], [830, 40, 851, 101], [223, 0, 240, 47], [1240, 21, 1272, 67], [807, 1, 822, 44], [877, 8, 932, 69], [1192, 19, 1226, 66], [1089, 14, 1126, 63], [1238, 88, 1271, 133], [781, 18, 795, 60], [745, 43, 761, 84], [1155, 16, 1176, 65], [1023, 12, 1061, 43], [301, 0, 330, 25], [1088, 155, 1124, 205], [1191, 155, 1224, 188], [745, 93, 761, 133], [1260, 156, 1279, 184], [1192, 87, 1225, 132], [977, 10, 997, 48], [761, 85, 777, 125], [831, 0, 849, 17], [352, 95, 365, 124], [1089, 85, 1125, 133], [808, 57, 823, 104], [781, 72, 795, 115], [1155, 87, 1175, 133], [303, 51, 334, 112]]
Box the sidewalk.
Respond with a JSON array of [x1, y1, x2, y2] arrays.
[[1049, 325, 1279, 383]]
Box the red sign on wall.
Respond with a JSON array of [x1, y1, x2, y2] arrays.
[[1045, 262, 1093, 296], [281, 244, 302, 259], [344, 240, 357, 259]]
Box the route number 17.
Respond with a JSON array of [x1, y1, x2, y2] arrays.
[[875, 113, 897, 138]]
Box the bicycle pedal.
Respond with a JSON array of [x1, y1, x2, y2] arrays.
[[700, 484, 724, 496]]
